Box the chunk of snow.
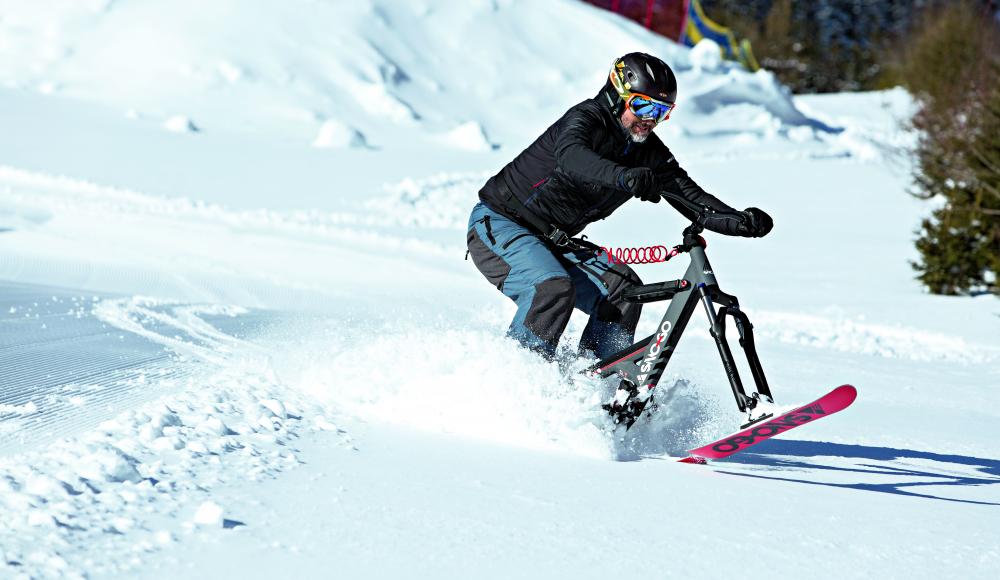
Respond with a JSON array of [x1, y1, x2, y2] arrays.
[[163, 115, 199, 133], [0, 401, 39, 415], [193, 501, 224, 526], [216, 61, 244, 84], [27, 512, 55, 527], [689, 39, 723, 72], [314, 417, 339, 431], [352, 82, 418, 124], [154, 531, 175, 545], [198, 415, 233, 436], [438, 121, 497, 152], [259, 398, 286, 419], [312, 119, 369, 149], [75, 444, 142, 483]]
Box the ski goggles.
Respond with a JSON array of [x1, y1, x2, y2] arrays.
[[625, 93, 676, 123]]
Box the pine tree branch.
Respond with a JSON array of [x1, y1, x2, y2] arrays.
[[979, 179, 1000, 203], [933, 203, 1000, 216], [968, 144, 1000, 178]]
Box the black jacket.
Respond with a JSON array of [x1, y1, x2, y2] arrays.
[[479, 91, 743, 238]]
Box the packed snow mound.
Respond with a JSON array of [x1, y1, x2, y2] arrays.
[[0, 0, 829, 149], [312, 119, 369, 149], [689, 38, 725, 71], [436, 121, 498, 152], [163, 115, 200, 134]]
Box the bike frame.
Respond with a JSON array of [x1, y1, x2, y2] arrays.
[[586, 226, 774, 416]]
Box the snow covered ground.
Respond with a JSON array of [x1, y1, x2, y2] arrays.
[[1, 0, 998, 578]]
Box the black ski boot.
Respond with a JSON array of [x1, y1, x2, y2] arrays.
[[602, 379, 654, 429]]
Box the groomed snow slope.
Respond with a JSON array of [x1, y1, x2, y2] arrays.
[[0, 0, 998, 578]]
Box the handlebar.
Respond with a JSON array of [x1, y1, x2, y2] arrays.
[[657, 190, 747, 238]]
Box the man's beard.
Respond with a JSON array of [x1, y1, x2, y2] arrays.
[[621, 118, 653, 143], [628, 127, 650, 143]]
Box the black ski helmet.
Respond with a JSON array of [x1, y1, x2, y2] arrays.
[[602, 52, 677, 117]]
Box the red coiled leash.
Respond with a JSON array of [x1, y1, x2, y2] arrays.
[[599, 244, 681, 265]]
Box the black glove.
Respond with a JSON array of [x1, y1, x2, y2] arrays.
[[737, 207, 773, 238], [618, 167, 660, 203]]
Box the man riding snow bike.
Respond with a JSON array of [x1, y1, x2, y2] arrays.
[[466, 53, 773, 414]]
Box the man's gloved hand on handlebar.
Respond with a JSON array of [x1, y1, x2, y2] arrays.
[[618, 167, 661, 203], [736, 207, 773, 238], [659, 189, 773, 239]]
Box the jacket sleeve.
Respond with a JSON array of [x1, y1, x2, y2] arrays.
[[553, 105, 626, 188], [646, 142, 747, 236]]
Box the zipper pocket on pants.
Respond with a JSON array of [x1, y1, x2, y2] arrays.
[[501, 232, 533, 250]]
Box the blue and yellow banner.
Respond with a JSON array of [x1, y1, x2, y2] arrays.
[[680, 0, 760, 71]]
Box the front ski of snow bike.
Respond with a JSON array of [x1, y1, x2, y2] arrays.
[[587, 222, 774, 429]]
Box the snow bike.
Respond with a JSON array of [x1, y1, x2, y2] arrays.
[[582, 200, 857, 464], [586, 219, 776, 430]]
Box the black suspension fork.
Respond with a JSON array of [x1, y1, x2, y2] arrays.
[[697, 283, 773, 414]]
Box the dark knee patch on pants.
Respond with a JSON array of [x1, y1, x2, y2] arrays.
[[467, 228, 511, 290], [595, 264, 642, 329], [595, 300, 625, 322], [524, 277, 574, 345]]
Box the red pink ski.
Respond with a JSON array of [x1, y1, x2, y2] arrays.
[[680, 384, 857, 464]]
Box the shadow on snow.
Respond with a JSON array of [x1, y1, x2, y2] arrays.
[[715, 439, 1000, 506]]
